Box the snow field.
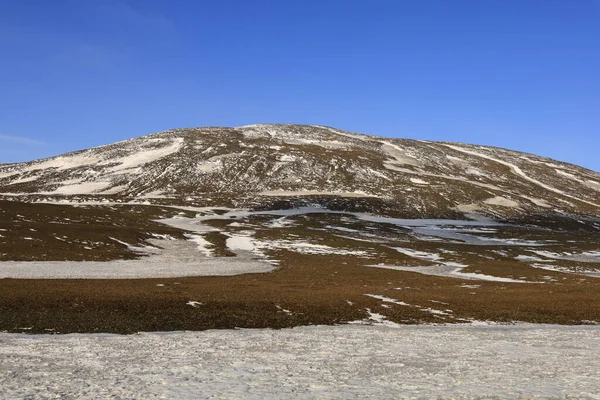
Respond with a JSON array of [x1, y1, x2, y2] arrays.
[[1, 325, 599, 399]]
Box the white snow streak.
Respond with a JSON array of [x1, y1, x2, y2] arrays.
[[106, 138, 184, 173], [442, 144, 599, 208], [259, 190, 377, 197], [367, 262, 528, 283]]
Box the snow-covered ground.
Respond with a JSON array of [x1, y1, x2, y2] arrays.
[[1, 324, 599, 399], [0, 239, 274, 279]]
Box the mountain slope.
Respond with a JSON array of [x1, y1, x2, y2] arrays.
[[1, 124, 598, 219]]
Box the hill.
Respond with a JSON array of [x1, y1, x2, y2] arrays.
[[0, 124, 599, 333]]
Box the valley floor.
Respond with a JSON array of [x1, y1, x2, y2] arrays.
[[1, 324, 599, 399]]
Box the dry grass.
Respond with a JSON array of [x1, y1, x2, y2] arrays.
[[0, 200, 186, 261], [1, 252, 599, 334], [1, 200, 600, 334]]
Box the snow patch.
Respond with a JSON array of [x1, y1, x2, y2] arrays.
[[367, 262, 528, 283], [522, 196, 551, 208], [187, 234, 214, 257], [104, 138, 184, 172], [409, 178, 429, 185], [555, 169, 580, 180], [27, 153, 102, 172], [393, 247, 441, 262], [380, 142, 420, 167], [484, 196, 520, 208], [51, 181, 112, 195], [585, 180, 600, 191], [364, 294, 411, 306], [226, 235, 255, 252], [196, 159, 221, 173]]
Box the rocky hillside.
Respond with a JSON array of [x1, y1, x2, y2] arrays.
[[0, 124, 598, 220]]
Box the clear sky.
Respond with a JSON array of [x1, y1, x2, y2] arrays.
[[1, 0, 599, 171]]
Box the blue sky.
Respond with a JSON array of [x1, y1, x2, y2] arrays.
[[1, 0, 599, 171]]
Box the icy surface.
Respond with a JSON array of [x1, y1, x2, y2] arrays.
[[1, 325, 599, 399]]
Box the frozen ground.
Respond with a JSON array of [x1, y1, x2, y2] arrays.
[[1, 325, 599, 399]]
